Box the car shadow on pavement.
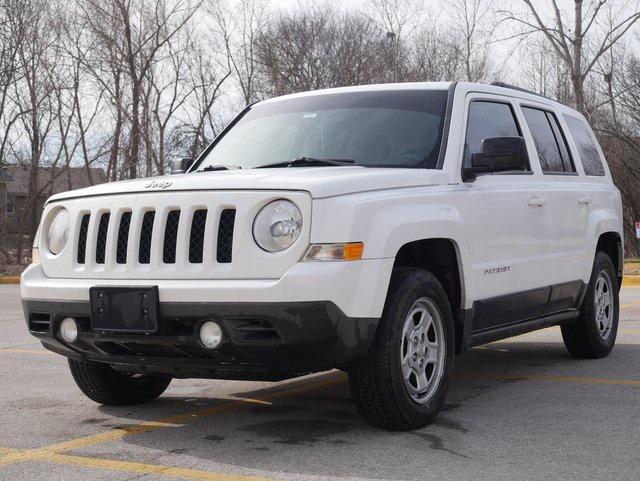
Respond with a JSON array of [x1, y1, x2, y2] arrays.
[[84, 340, 629, 479]]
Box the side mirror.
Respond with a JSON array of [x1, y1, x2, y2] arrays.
[[462, 136, 529, 181], [171, 157, 194, 175]]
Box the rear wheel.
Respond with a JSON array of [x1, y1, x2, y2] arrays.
[[561, 251, 619, 358], [68, 359, 171, 406], [348, 267, 455, 430]]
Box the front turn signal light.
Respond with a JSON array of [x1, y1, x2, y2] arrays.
[[303, 242, 364, 262]]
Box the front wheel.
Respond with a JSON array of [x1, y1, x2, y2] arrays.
[[68, 359, 172, 406], [348, 267, 455, 430], [561, 251, 619, 359]]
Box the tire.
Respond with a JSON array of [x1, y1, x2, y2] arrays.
[[68, 359, 172, 406], [561, 251, 619, 359], [348, 267, 455, 430]]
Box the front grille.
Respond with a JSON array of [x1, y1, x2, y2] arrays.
[[75, 206, 236, 268], [162, 210, 180, 264], [95, 213, 110, 264], [139, 211, 155, 264], [77, 214, 90, 264], [116, 212, 131, 264], [217, 209, 236, 263], [189, 209, 207, 263]]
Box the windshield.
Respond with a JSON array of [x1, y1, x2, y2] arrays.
[[194, 89, 449, 171]]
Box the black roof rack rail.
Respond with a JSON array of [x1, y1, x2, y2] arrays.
[[489, 82, 555, 101]]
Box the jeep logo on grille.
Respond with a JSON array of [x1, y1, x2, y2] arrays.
[[144, 180, 172, 189]]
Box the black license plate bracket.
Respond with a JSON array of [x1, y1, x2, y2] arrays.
[[90, 286, 159, 333]]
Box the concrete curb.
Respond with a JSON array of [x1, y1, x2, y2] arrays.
[[0, 277, 20, 285]]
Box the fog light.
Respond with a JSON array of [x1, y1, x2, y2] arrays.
[[59, 317, 78, 343], [199, 321, 222, 349]]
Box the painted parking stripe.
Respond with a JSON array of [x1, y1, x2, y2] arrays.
[[0, 373, 347, 467], [0, 448, 279, 481], [456, 374, 640, 387], [0, 348, 55, 355]]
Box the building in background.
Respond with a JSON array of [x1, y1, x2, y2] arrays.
[[1, 165, 107, 235]]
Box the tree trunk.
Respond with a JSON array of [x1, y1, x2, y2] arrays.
[[572, 0, 586, 115], [127, 81, 141, 179]]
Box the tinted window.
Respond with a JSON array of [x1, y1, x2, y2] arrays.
[[522, 107, 574, 173], [563, 115, 605, 176], [547, 113, 574, 172], [195, 90, 449, 170], [466, 101, 521, 157]]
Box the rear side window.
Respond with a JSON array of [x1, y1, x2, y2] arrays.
[[466, 101, 521, 157], [522, 107, 574, 173], [563, 114, 605, 176]]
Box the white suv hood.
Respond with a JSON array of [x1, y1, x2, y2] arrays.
[[47, 167, 447, 202]]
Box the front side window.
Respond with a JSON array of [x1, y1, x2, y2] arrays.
[[195, 90, 449, 171], [522, 107, 574, 173], [563, 114, 605, 176], [465, 101, 521, 157]]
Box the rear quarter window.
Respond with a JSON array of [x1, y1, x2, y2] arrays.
[[563, 114, 606, 176]]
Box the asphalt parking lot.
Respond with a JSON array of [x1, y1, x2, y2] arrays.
[[1, 284, 640, 481]]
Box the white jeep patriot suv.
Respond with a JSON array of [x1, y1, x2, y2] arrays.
[[21, 82, 623, 430]]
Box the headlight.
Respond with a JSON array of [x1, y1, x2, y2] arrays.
[[253, 200, 302, 252], [47, 208, 70, 255]]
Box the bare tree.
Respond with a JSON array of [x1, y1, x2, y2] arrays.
[[209, 0, 267, 105], [258, 5, 390, 95], [505, 0, 640, 115], [409, 17, 462, 81], [366, 0, 425, 82], [12, 0, 60, 261], [180, 41, 230, 158], [81, 0, 201, 178], [450, 0, 494, 82]]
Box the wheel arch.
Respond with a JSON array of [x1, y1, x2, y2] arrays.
[[392, 238, 466, 353], [596, 231, 623, 290]]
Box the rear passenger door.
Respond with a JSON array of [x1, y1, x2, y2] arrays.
[[519, 103, 586, 311], [562, 113, 613, 282]]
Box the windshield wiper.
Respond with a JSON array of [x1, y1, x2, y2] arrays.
[[199, 165, 241, 172], [256, 157, 355, 168]]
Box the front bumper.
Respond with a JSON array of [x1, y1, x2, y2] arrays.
[[21, 258, 394, 319], [22, 298, 378, 380]]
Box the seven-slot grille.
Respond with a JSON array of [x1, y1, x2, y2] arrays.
[[78, 207, 236, 267]]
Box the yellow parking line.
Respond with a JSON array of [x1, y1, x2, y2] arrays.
[[0, 447, 278, 481], [0, 446, 21, 459], [0, 348, 55, 355], [43, 452, 278, 481], [457, 373, 640, 387], [0, 373, 347, 467]]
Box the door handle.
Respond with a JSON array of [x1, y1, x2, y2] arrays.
[[528, 196, 546, 207], [578, 195, 592, 205]]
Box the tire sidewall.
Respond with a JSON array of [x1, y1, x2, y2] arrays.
[[582, 252, 619, 355], [386, 271, 455, 426]]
